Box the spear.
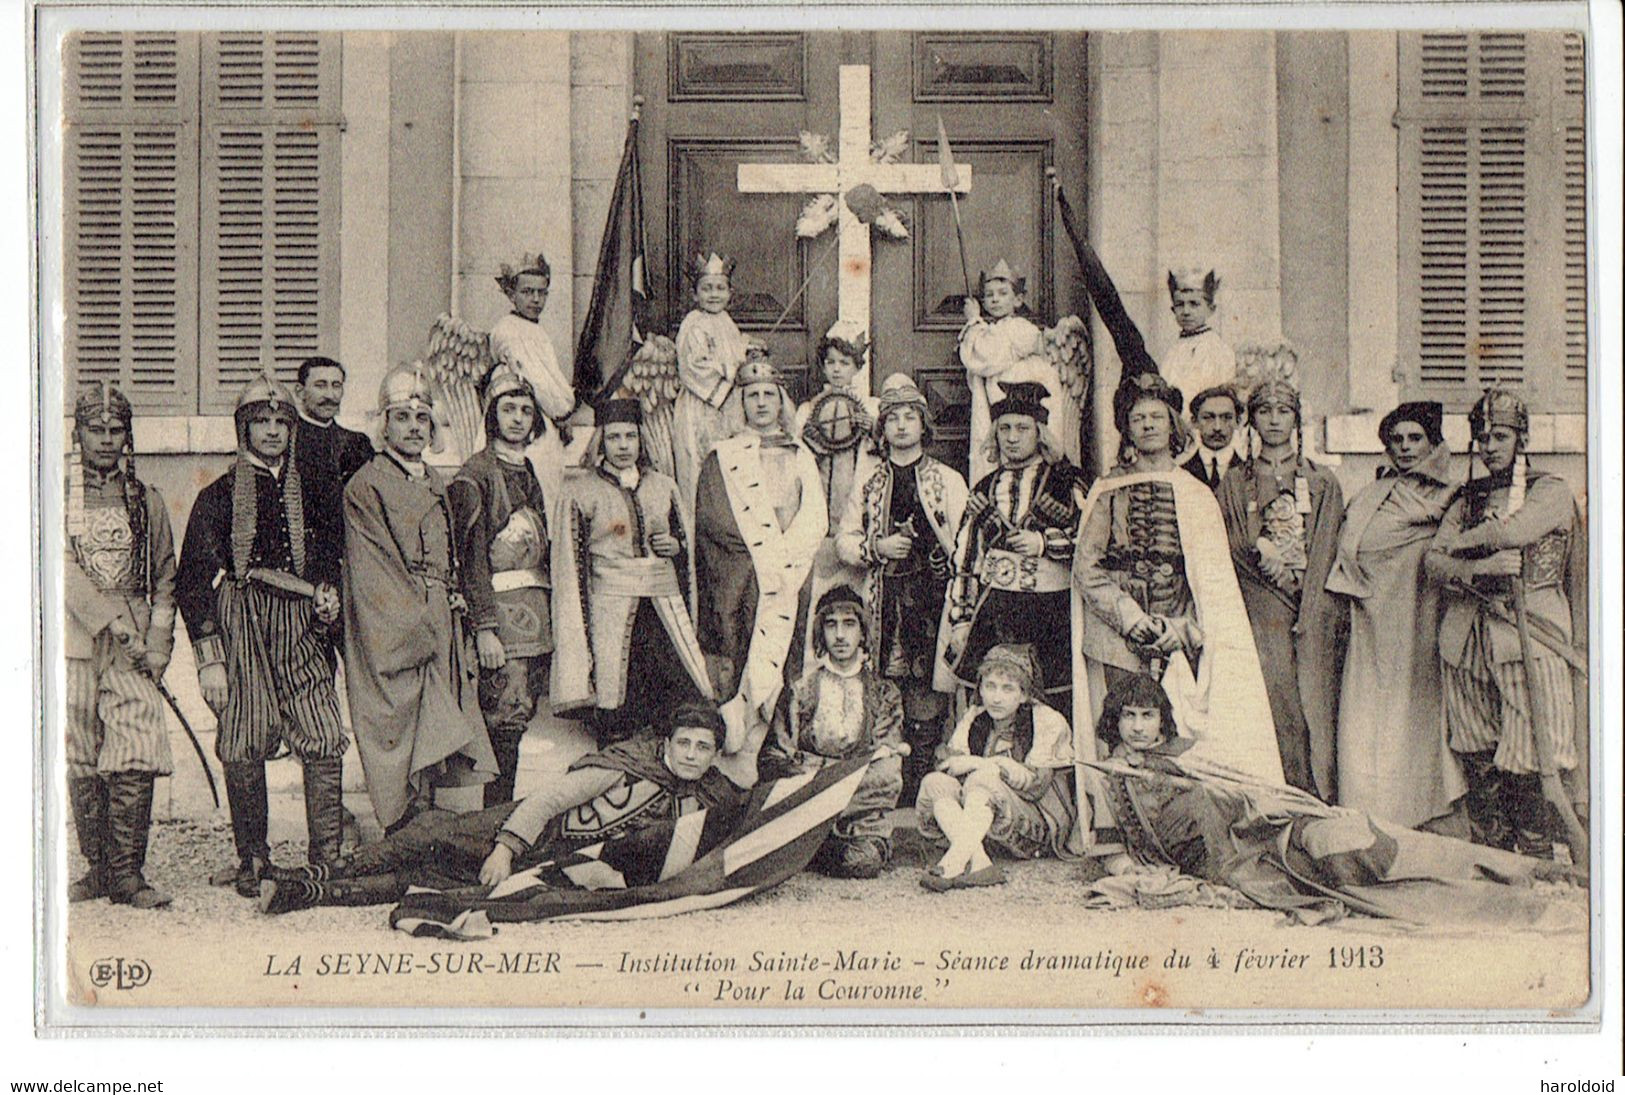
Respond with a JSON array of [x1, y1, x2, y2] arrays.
[[937, 115, 973, 306]]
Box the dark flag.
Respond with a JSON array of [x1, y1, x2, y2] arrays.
[[573, 100, 652, 402], [388, 752, 874, 937]]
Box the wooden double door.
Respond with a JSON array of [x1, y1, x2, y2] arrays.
[[635, 30, 1089, 471]]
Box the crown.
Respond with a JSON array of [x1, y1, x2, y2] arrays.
[[1167, 267, 1220, 299], [735, 346, 782, 389], [978, 259, 1026, 296], [691, 251, 736, 281]]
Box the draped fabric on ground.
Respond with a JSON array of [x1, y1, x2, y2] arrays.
[[389, 753, 873, 936]]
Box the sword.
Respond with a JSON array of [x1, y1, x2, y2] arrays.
[[146, 669, 221, 809], [1510, 577, 1588, 870]]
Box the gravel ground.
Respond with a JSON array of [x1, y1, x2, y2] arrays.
[[63, 815, 1590, 1013]]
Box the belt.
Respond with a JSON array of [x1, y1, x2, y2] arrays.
[[244, 568, 316, 599], [491, 567, 547, 593], [978, 549, 1070, 594]]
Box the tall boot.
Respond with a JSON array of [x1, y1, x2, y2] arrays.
[[104, 773, 170, 909], [257, 871, 402, 915], [1502, 772, 1555, 860], [67, 776, 110, 902], [301, 757, 345, 866], [1458, 750, 1514, 851], [216, 761, 272, 897], [484, 724, 524, 808]]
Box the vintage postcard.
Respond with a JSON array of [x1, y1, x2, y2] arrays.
[[31, 3, 1605, 1030]]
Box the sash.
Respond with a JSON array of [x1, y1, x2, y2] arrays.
[[591, 555, 683, 599], [978, 548, 1070, 594], [492, 568, 547, 593]]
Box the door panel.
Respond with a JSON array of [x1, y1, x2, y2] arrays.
[[637, 30, 1088, 464]]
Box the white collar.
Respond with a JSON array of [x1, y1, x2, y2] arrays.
[[298, 408, 334, 429], [818, 655, 865, 679], [491, 439, 528, 464], [244, 451, 284, 479]]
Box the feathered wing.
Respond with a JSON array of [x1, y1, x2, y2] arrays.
[[1043, 313, 1094, 424], [424, 313, 494, 461], [615, 334, 681, 478]]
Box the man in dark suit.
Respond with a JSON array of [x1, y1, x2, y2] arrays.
[[1181, 384, 1242, 491], [295, 356, 375, 553]]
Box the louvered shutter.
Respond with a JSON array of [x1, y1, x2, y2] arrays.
[[63, 32, 200, 411], [198, 32, 341, 412], [1560, 34, 1587, 387], [1398, 31, 1588, 411]]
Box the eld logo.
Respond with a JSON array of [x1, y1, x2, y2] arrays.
[[89, 957, 151, 991]]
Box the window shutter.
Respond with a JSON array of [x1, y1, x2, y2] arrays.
[[1561, 34, 1587, 387], [1398, 31, 1588, 411], [63, 32, 199, 411], [198, 32, 342, 413]]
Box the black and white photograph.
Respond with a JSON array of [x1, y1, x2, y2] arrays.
[[23, 3, 1620, 1043]]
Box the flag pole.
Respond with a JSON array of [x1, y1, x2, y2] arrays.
[[937, 115, 973, 305]]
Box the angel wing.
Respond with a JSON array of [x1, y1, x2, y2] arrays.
[[1043, 313, 1094, 416], [423, 313, 494, 461], [612, 334, 681, 478]]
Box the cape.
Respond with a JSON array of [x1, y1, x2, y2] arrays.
[[343, 453, 497, 829], [1070, 466, 1283, 848]]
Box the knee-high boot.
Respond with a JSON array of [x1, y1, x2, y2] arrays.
[[1502, 772, 1555, 860], [257, 871, 402, 915], [67, 776, 110, 902], [484, 724, 524, 808], [1458, 750, 1514, 850], [301, 757, 345, 866], [105, 773, 170, 909], [217, 761, 272, 897]]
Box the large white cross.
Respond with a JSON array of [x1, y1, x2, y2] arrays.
[[737, 64, 971, 393]]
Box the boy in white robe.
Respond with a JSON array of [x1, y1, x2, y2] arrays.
[[673, 252, 752, 520], [1160, 267, 1237, 414], [957, 259, 1065, 484]]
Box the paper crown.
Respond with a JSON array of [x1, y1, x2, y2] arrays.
[[690, 251, 736, 281], [1167, 267, 1220, 301], [978, 259, 1026, 296], [820, 318, 870, 361], [989, 380, 1050, 424], [74, 380, 132, 427], [235, 370, 297, 418], [496, 250, 552, 291], [1468, 387, 1529, 437]]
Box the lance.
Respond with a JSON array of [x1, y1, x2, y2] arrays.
[[936, 115, 974, 306], [147, 669, 221, 809], [1510, 577, 1588, 868]]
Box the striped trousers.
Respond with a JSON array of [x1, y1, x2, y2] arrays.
[[215, 581, 347, 765], [65, 634, 174, 779], [1444, 617, 1577, 776]]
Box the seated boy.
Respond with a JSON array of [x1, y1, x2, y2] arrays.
[[765, 585, 906, 879], [915, 644, 1077, 891]]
